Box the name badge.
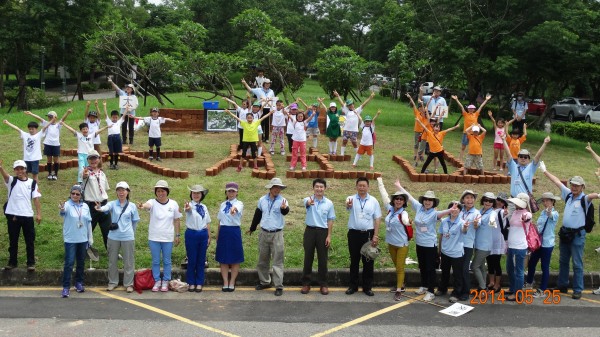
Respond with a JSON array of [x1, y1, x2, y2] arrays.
[[420, 226, 428, 233]]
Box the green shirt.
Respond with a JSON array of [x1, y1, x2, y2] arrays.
[[241, 120, 261, 142]]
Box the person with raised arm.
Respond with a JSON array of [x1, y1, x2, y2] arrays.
[[334, 90, 376, 157], [452, 94, 491, 161], [3, 114, 51, 181], [60, 120, 108, 184], [225, 104, 273, 172], [108, 78, 138, 145]]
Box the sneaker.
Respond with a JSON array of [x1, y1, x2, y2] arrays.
[[114, 165, 119, 170], [532, 289, 543, 298], [118, 254, 123, 260], [47, 175, 53, 180], [415, 287, 427, 295], [423, 292, 435, 302], [449, 296, 459, 303], [280, 151, 285, 155], [126, 286, 134, 293], [369, 166, 374, 170], [593, 287, 600, 295], [27, 265, 35, 271], [152, 281, 161, 292], [160, 282, 169, 292], [236, 165, 242, 172], [3, 265, 16, 271], [400, 287, 406, 293], [149, 156, 154, 161], [389, 286, 396, 293], [61, 288, 70, 298], [270, 151, 275, 155], [75, 282, 85, 293], [289, 166, 295, 171], [301, 167, 306, 171], [255, 283, 272, 291], [572, 292, 582, 300], [51, 175, 58, 180], [107, 284, 117, 291], [351, 164, 356, 168], [394, 291, 402, 301], [156, 157, 162, 162], [109, 165, 116, 170], [524, 282, 533, 290]]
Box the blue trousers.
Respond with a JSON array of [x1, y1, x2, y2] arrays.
[[149, 240, 173, 281], [185, 228, 209, 286], [62, 242, 87, 288], [506, 248, 527, 293], [558, 230, 585, 293], [526, 246, 553, 290]]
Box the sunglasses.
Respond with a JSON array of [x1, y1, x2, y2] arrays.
[[482, 199, 494, 203], [71, 192, 81, 196], [518, 155, 530, 159], [422, 198, 433, 202]]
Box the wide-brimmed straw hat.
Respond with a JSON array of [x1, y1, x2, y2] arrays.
[[265, 178, 286, 189], [418, 191, 439, 208], [508, 193, 530, 209], [460, 189, 478, 202]]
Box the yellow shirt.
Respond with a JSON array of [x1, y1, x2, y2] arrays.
[[241, 121, 261, 142]]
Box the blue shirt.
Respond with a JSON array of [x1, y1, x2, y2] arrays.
[[423, 95, 447, 122], [61, 200, 92, 243], [307, 109, 319, 128], [460, 207, 481, 248], [304, 195, 336, 229], [250, 87, 275, 102], [258, 194, 288, 231], [384, 205, 409, 247], [217, 198, 244, 227], [537, 208, 559, 247], [100, 200, 140, 241], [117, 89, 137, 116], [474, 207, 494, 251], [439, 216, 465, 258], [508, 160, 538, 197], [410, 199, 441, 247], [185, 201, 211, 231], [346, 193, 382, 230], [512, 100, 528, 118], [560, 186, 591, 230]]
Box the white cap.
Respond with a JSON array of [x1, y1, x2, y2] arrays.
[[329, 102, 337, 108], [115, 181, 130, 190], [472, 126, 480, 133], [13, 160, 26, 169]]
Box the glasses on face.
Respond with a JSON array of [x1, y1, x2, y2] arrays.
[[483, 199, 493, 203], [518, 155, 530, 159], [71, 192, 81, 196], [88, 157, 99, 161], [422, 198, 433, 202]]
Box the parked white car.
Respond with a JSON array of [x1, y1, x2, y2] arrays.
[[420, 82, 434, 95], [585, 104, 600, 124]]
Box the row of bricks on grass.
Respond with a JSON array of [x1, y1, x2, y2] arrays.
[[60, 149, 195, 159], [116, 153, 190, 179], [285, 170, 382, 179], [205, 144, 276, 179]]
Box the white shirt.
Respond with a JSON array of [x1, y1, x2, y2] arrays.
[[342, 106, 362, 132], [147, 199, 182, 242], [20, 130, 43, 162], [82, 169, 109, 202], [291, 120, 308, 142], [217, 198, 244, 227], [236, 107, 249, 129], [143, 117, 165, 138], [359, 123, 375, 146], [76, 132, 95, 155], [4, 176, 41, 217], [346, 193, 382, 230], [85, 118, 101, 144], [42, 122, 62, 146], [271, 108, 286, 127], [106, 117, 123, 136], [285, 112, 297, 134], [185, 201, 211, 231]]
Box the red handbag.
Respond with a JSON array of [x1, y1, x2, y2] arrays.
[[523, 221, 541, 252], [134, 269, 154, 294], [398, 213, 413, 240]]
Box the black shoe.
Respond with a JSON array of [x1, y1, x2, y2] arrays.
[[156, 157, 162, 162], [255, 283, 272, 291], [458, 295, 468, 301], [550, 287, 568, 294], [222, 286, 228, 292], [274, 288, 283, 296], [3, 265, 16, 271], [345, 288, 358, 295], [572, 292, 582, 300], [363, 289, 375, 296], [122, 140, 128, 145]]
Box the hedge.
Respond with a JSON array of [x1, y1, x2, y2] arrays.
[[551, 121, 600, 143]]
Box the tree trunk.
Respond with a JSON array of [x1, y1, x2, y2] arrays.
[[0, 59, 5, 107], [90, 64, 96, 84], [16, 69, 28, 110], [76, 68, 84, 101]]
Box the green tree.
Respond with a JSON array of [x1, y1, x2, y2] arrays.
[[314, 45, 370, 100]]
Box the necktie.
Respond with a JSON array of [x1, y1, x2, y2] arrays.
[[195, 203, 205, 218], [223, 201, 232, 214]]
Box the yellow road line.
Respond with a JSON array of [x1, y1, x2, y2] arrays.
[[581, 296, 600, 305], [91, 289, 239, 337], [310, 296, 420, 337]]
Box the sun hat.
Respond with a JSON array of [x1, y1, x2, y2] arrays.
[[471, 126, 480, 133], [188, 184, 208, 196], [263, 78, 271, 84], [87, 149, 100, 159], [312, 102, 319, 107], [480, 192, 496, 205], [496, 192, 509, 206], [154, 180, 170, 195], [329, 102, 337, 108], [460, 189, 478, 202], [290, 103, 298, 109], [418, 191, 439, 208], [518, 149, 531, 157], [433, 86, 442, 91], [467, 104, 476, 109], [47, 111, 57, 118], [116, 181, 130, 191], [13, 160, 26, 169], [265, 177, 286, 189], [126, 84, 134, 88], [346, 99, 354, 105], [537, 192, 560, 204], [252, 101, 262, 107], [390, 191, 408, 205], [151, 107, 159, 112], [508, 193, 530, 209], [225, 182, 239, 191], [569, 176, 585, 186]]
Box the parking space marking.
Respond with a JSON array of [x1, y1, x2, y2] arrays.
[[581, 296, 600, 305], [91, 289, 239, 337], [310, 296, 420, 337]]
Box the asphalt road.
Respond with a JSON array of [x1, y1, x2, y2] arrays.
[[1, 287, 599, 337]]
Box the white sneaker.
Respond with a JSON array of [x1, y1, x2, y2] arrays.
[[415, 287, 427, 295], [593, 287, 600, 295], [423, 292, 435, 302], [532, 289, 543, 298], [152, 280, 161, 292], [449, 296, 459, 303], [160, 282, 169, 292], [524, 282, 533, 290]]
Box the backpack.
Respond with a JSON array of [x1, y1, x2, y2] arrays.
[[565, 193, 595, 233], [3, 176, 37, 214]]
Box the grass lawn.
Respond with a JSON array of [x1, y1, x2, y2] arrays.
[[1, 79, 600, 275]]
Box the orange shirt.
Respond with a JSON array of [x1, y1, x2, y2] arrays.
[[413, 108, 427, 133], [462, 111, 480, 132], [507, 136, 526, 159], [421, 123, 433, 142], [424, 130, 447, 153], [467, 133, 485, 155]]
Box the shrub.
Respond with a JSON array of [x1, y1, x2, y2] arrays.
[[28, 88, 62, 109], [379, 87, 391, 97], [81, 83, 98, 92], [551, 121, 600, 143]]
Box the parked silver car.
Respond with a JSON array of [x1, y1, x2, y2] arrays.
[[550, 97, 598, 122], [585, 104, 600, 124]]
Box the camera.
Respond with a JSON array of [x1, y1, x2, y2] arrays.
[[109, 223, 119, 230]]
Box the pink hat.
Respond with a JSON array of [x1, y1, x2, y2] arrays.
[[290, 103, 298, 109], [467, 104, 476, 109]]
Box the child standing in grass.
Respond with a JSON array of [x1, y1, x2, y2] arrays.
[[225, 108, 273, 172], [103, 101, 128, 170], [415, 119, 461, 174], [352, 110, 381, 170], [452, 94, 491, 161], [60, 121, 108, 184], [85, 100, 103, 152], [269, 99, 292, 155], [406, 93, 430, 167], [488, 111, 514, 170], [286, 107, 317, 171], [463, 124, 487, 175], [26, 109, 72, 180], [321, 100, 342, 155], [298, 98, 321, 149], [131, 107, 181, 162], [3, 116, 51, 182], [222, 95, 251, 152], [506, 124, 527, 163]]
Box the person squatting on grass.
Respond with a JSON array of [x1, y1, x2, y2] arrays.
[[131, 107, 181, 162], [59, 184, 93, 298]]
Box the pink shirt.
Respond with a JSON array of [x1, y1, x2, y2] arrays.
[[494, 127, 505, 144], [507, 209, 531, 249]]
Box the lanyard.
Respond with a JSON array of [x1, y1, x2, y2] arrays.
[[356, 194, 368, 212], [417, 206, 432, 226], [388, 207, 404, 225], [462, 208, 474, 222], [444, 217, 459, 234], [266, 194, 278, 214], [72, 201, 82, 223], [90, 169, 104, 196]]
